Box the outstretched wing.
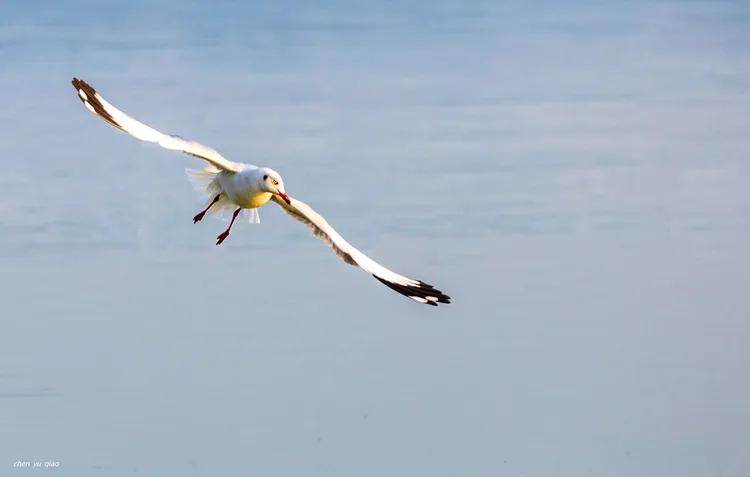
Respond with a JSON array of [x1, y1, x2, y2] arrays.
[[271, 195, 450, 306], [71, 78, 243, 173]]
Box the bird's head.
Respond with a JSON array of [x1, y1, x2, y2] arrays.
[[259, 167, 290, 204]]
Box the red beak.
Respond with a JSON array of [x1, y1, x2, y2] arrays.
[[279, 192, 291, 205]]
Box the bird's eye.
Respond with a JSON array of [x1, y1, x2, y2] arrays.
[[273, 179, 279, 186], [263, 174, 268, 180]]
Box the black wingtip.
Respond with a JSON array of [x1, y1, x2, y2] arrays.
[[373, 275, 451, 306], [72, 77, 88, 94], [71, 78, 125, 132], [72, 78, 94, 99]]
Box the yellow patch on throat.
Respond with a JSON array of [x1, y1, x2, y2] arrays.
[[240, 191, 273, 209]]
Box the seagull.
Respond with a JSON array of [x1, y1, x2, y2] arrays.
[[71, 78, 450, 306]]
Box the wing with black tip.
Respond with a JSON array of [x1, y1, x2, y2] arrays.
[[271, 195, 450, 306], [71, 78, 242, 173]]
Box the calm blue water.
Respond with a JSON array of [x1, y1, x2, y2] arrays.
[[2, 1, 750, 476]]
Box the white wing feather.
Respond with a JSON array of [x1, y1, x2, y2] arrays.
[[271, 195, 450, 305], [72, 78, 242, 173]]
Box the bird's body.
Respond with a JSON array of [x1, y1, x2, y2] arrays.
[[216, 167, 273, 209], [71, 78, 451, 306]]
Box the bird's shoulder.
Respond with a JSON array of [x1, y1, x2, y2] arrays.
[[233, 163, 260, 176]]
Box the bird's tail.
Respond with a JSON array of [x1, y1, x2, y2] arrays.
[[185, 167, 240, 220], [185, 166, 221, 195]]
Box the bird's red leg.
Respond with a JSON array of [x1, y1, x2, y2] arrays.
[[216, 208, 242, 245], [193, 194, 221, 224]]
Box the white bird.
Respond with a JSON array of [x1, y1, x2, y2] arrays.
[[71, 78, 450, 306]]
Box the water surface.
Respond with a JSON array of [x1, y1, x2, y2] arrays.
[[1, 1, 750, 476]]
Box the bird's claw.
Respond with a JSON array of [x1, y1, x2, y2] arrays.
[[215, 232, 229, 245], [193, 212, 205, 224]]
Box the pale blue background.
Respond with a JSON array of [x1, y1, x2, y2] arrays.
[[1, 1, 749, 476]]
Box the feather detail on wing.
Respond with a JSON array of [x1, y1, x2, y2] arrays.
[[271, 195, 358, 266], [271, 195, 450, 306], [71, 78, 243, 173]]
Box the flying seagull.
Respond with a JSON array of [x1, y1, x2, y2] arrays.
[[71, 78, 450, 306]]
